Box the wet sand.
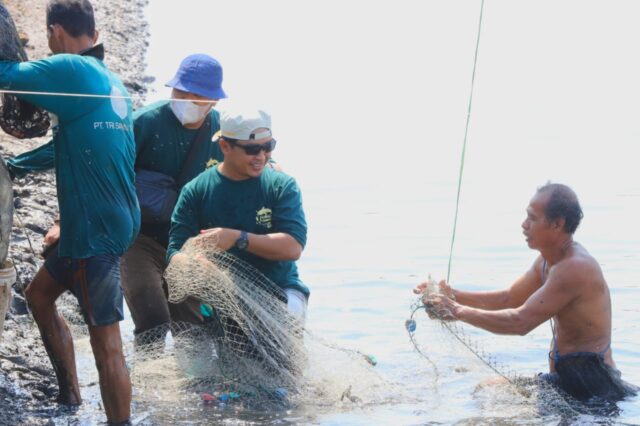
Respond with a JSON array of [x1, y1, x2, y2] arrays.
[[0, 1, 150, 424]]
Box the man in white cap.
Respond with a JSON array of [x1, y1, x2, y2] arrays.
[[167, 106, 309, 322]]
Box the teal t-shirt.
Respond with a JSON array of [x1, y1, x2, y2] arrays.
[[167, 167, 309, 295], [134, 101, 222, 178], [6, 100, 224, 248], [0, 54, 140, 258], [133, 101, 222, 246]]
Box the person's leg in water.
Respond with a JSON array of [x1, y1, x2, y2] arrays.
[[88, 322, 131, 423], [121, 234, 170, 349], [70, 254, 131, 423], [24, 265, 81, 405]]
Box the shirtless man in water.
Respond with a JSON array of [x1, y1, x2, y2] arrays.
[[415, 183, 636, 400]]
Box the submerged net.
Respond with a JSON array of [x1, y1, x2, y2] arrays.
[[407, 277, 638, 421], [130, 235, 393, 420], [0, 2, 50, 139]]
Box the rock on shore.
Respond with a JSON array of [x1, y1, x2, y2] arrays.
[[0, 1, 149, 424]]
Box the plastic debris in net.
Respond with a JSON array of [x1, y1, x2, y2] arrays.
[[0, 2, 50, 139], [130, 235, 394, 417]]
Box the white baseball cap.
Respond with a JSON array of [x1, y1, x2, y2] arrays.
[[220, 105, 272, 141]]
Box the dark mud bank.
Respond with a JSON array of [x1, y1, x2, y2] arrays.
[[0, 1, 150, 424]]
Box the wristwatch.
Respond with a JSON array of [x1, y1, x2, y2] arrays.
[[235, 230, 249, 250]]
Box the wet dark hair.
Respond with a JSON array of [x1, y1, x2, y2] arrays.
[[46, 0, 95, 38], [537, 182, 583, 234]]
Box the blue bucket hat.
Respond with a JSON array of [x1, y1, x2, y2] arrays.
[[165, 54, 227, 99]]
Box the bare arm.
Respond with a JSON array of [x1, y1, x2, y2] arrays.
[[199, 228, 302, 261], [414, 257, 544, 310], [430, 260, 580, 335]]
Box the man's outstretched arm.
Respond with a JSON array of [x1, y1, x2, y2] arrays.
[[427, 260, 579, 335], [415, 256, 545, 311], [7, 139, 55, 179]]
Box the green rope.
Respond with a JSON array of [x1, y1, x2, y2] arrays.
[[446, 0, 485, 284]]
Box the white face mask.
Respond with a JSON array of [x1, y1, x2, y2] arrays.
[[170, 100, 210, 125]]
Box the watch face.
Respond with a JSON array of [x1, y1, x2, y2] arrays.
[[236, 232, 249, 250]]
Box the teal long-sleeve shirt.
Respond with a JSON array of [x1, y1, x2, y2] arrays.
[[167, 167, 309, 295], [8, 101, 225, 247], [0, 54, 140, 258]]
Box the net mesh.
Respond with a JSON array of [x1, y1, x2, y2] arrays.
[[130, 235, 393, 419], [0, 2, 50, 139], [407, 277, 638, 420]]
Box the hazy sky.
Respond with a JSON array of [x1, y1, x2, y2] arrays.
[[144, 1, 640, 280]]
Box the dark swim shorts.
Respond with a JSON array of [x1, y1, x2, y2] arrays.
[[538, 352, 638, 402], [45, 250, 124, 326]]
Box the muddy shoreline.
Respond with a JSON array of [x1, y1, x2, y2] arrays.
[[0, 1, 150, 424]]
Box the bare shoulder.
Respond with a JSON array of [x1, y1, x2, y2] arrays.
[[550, 244, 604, 287]]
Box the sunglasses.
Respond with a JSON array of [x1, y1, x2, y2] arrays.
[[225, 138, 277, 155]]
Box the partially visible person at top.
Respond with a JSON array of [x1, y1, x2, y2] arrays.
[[0, 0, 139, 423], [414, 183, 638, 402], [167, 105, 309, 324]]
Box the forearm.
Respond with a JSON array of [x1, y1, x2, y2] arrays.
[[457, 306, 532, 335], [246, 232, 302, 261], [452, 288, 512, 310], [7, 140, 55, 178]]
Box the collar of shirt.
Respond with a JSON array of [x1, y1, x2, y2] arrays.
[[78, 43, 105, 61]]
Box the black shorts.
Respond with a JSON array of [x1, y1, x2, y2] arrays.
[[538, 352, 636, 402], [45, 250, 124, 326]]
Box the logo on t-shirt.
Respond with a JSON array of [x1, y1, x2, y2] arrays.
[[110, 85, 128, 120], [256, 207, 273, 229]]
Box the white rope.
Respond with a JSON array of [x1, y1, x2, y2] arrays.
[[0, 89, 219, 103]]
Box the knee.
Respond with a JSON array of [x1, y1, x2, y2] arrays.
[[94, 355, 127, 377], [91, 331, 126, 371], [24, 270, 60, 311], [93, 343, 126, 374], [24, 281, 47, 310]]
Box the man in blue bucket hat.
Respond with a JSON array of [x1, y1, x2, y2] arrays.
[[166, 53, 226, 100], [8, 53, 230, 348], [118, 53, 229, 347]]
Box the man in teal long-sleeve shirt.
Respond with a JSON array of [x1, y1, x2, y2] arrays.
[[0, 1, 138, 423], [9, 54, 230, 347]]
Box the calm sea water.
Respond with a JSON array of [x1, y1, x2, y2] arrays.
[[68, 1, 640, 424]]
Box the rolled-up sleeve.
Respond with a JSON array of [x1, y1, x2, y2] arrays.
[[273, 177, 307, 248]]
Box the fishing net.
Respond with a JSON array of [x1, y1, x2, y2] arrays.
[[406, 277, 638, 421], [0, 2, 50, 139], [129, 235, 393, 420]]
